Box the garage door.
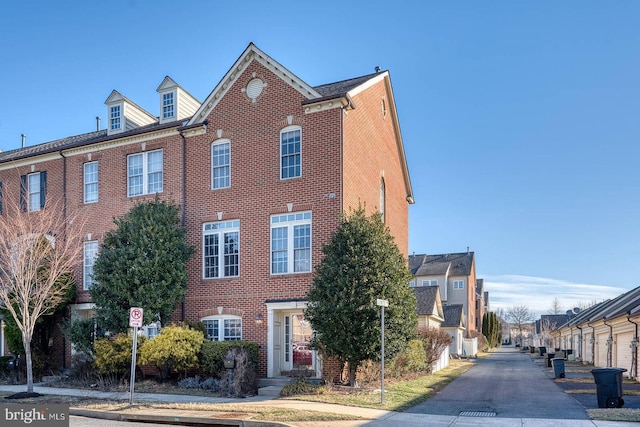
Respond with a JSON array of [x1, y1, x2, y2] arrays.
[[616, 332, 633, 374], [596, 332, 609, 367]]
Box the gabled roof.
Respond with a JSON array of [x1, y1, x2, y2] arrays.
[[581, 286, 640, 323], [414, 286, 444, 319], [442, 304, 465, 328], [409, 252, 475, 277], [536, 314, 571, 333]]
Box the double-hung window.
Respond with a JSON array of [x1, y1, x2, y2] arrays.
[[271, 211, 311, 274], [453, 280, 464, 290], [422, 279, 437, 287], [83, 241, 99, 290], [202, 317, 242, 341], [203, 220, 239, 278], [20, 171, 46, 212], [211, 140, 230, 189], [110, 105, 121, 131], [280, 127, 301, 179], [84, 162, 98, 203], [127, 149, 163, 197], [162, 92, 174, 119]]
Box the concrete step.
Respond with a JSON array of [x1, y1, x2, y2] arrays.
[[258, 377, 292, 388]]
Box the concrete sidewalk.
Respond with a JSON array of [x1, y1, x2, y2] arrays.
[[0, 383, 636, 427]]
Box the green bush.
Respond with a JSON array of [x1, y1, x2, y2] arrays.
[[138, 325, 204, 379], [94, 334, 145, 376], [62, 317, 101, 358], [200, 341, 259, 378]]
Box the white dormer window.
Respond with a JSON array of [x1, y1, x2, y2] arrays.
[[110, 105, 121, 131], [162, 92, 174, 119]]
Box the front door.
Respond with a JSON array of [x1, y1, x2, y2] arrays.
[[283, 312, 314, 374]]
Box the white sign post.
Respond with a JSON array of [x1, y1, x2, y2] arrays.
[[376, 298, 388, 404], [129, 307, 143, 405]]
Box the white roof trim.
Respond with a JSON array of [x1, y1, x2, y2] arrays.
[[188, 43, 321, 125]]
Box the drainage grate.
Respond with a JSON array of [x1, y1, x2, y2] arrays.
[[459, 411, 497, 417]]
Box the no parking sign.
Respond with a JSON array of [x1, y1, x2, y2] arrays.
[[129, 307, 143, 328]]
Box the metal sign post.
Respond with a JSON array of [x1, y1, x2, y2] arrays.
[[129, 307, 143, 405], [376, 298, 388, 404]]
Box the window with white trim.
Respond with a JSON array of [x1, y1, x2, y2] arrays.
[[202, 316, 242, 341], [271, 211, 311, 274], [162, 92, 174, 119], [84, 162, 98, 203], [203, 220, 239, 278], [21, 171, 46, 212], [110, 105, 121, 131], [83, 241, 99, 290], [211, 140, 230, 189], [409, 280, 416, 288], [422, 279, 437, 287], [127, 149, 163, 197], [280, 127, 301, 179], [453, 280, 464, 290]]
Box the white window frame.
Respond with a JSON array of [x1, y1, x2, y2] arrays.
[[110, 105, 121, 131], [203, 220, 239, 279], [84, 161, 98, 203], [270, 211, 312, 274], [201, 316, 242, 341], [27, 172, 42, 212], [83, 241, 99, 290], [280, 126, 301, 179], [211, 140, 230, 189], [453, 280, 464, 290], [409, 280, 416, 288], [422, 279, 438, 287], [162, 92, 175, 119], [127, 149, 163, 197]]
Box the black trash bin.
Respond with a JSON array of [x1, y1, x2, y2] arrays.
[[551, 358, 565, 378], [547, 353, 555, 367], [591, 367, 627, 408], [530, 346, 535, 354], [539, 346, 546, 356]]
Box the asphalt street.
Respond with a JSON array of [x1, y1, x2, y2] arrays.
[[404, 346, 590, 419]]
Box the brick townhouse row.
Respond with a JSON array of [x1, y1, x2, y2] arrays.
[[0, 43, 414, 378]]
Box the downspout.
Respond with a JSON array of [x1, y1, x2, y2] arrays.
[[179, 129, 187, 322], [603, 317, 613, 367], [627, 312, 638, 379], [59, 150, 67, 370]]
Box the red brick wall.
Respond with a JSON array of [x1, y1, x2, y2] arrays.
[[342, 77, 410, 256]]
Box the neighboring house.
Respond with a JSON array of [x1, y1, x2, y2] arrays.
[[414, 285, 449, 371], [442, 304, 466, 356], [554, 286, 640, 378], [0, 43, 414, 380], [531, 314, 571, 351], [409, 251, 478, 337]]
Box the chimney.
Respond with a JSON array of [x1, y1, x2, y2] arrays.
[[96, 116, 101, 131], [21, 134, 26, 148]]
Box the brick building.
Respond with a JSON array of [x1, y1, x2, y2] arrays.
[[0, 43, 413, 378]]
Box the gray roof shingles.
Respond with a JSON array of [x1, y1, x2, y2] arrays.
[[409, 252, 475, 277]]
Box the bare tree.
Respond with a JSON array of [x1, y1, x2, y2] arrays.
[[547, 297, 563, 315], [506, 304, 534, 346], [0, 196, 84, 393]]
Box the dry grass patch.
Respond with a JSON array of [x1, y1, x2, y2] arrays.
[[588, 408, 640, 422], [282, 359, 475, 412]]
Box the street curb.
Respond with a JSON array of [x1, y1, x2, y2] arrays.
[[70, 407, 295, 427]]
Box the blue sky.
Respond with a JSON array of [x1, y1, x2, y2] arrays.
[[1, 1, 638, 315]]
